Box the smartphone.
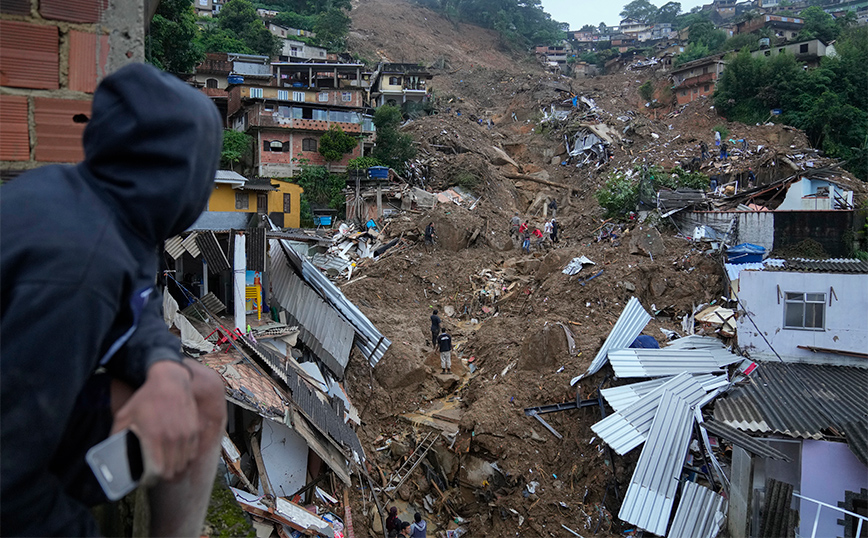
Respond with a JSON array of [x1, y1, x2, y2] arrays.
[[86, 429, 144, 501]]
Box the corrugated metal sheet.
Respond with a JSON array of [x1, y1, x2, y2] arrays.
[[778, 258, 868, 274], [232, 61, 271, 77], [0, 21, 58, 90], [843, 417, 868, 467], [164, 236, 186, 260], [759, 478, 797, 538], [196, 232, 230, 273], [270, 231, 391, 367], [270, 247, 354, 378], [33, 98, 89, 162], [215, 169, 247, 183], [0, 95, 30, 161], [311, 253, 352, 276], [619, 390, 695, 536], [714, 362, 868, 440], [186, 211, 252, 232], [668, 481, 728, 538], [181, 232, 201, 257], [578, 296, 651, 381], [608, 348, 727, 378], [246, 227, 266, 272], [601, 374, 727, 413], [701, 419, 791, 461], [665, 335, 728, 350], [0, 0, 31, 15], [592, 373, 705, 455]]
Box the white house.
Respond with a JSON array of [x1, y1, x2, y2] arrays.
[[776, 176, 854, 210], [736, 258, 868, 366]]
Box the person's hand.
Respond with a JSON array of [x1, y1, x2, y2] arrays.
[[112, 360, 199, 482]]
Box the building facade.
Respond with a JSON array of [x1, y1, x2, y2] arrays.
[[671, 55, 726, 105]]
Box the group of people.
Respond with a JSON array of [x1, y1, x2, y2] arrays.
[[430, 310, 452, 374], [510, 211, 559, 254], [700, 132, 750, 162], [386, 507, 427, 537]]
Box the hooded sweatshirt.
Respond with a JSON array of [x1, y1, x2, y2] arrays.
[[0, 63, 221, 535], [410, 519, 428, 538]]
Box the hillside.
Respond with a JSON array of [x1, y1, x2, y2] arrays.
[[334, 2, 865, 537]]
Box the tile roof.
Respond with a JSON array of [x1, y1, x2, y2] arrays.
[[713, 362, 868, 446]]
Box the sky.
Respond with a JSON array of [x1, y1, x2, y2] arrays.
[[541, 0, 707, 30]]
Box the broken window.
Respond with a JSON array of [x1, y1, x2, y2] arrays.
[[235, 192, 249, 210], [302, 138, 317, 151], [342, 92, 352, 102], [784, 292, 825, 330]]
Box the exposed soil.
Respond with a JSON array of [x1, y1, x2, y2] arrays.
[[338, 1, 862, 536]]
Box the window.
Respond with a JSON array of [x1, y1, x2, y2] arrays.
[[704, 84, 710, 92], [389, 76, 400, 85], [269, 140, 284, 152], [257, 193, 268, 213], [342, 92, 352, 102], [235, 192, 249, 210], [784, 292, 825, 330], [799, 43, 808, 53], [283, 193, 292, 213], [250, 87, 263, 98], [318, 92, 329, 102], [292, 91, 305, 101], [302, 138, 317, 151], [206, 78, 218, 89], [277, 90, 288, 100], [264, 103, 274, 111]]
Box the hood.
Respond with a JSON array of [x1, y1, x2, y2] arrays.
[[81, 63, 222, 243]]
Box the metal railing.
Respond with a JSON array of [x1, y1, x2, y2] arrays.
[[793, 493, 867, 538]]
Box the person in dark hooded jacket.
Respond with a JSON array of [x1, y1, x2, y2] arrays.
[[1, 63, 227, 536]]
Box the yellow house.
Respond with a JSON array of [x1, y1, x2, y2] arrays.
[[207, 170, 304, 228]]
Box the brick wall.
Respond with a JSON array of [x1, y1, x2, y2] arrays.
[[1, 0, 143, 177]]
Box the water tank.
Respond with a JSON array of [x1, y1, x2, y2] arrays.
[[227, 75, 244, 85]]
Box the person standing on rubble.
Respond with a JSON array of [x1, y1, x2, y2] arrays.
[[720, 142, 728, 160], [424, 221, 436, 253], [551, 218, 559, 244], [510, 212, 521, 237], [544, 219, 553, 243], [532, 227, 544, 250], [714, 130, 721, 147], [0, 63, 226, 536], [410, 512, 427, 538], [430, 310, 441, 349], [521, 227, 531, 253], [699, 140, 709, 161], [548, 198, 558, 217], [438, 328, 453, 374]]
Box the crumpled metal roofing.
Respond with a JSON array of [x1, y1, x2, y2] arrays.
[[714, 362, 868, 441], [668, 480, 728, 538], [592, 373, 706, 455], [574, 296, 651, 383], [608, 348, 728, 378], [776, 258, 868, 274], [700, 419, 791, 462], [269, 245, 354, 379], [601, 374, 728, 414], [187, 211, 252, 232], [842, 417, 868, 466], [619, 389, 695, 536], [269, 233, 391, 367]]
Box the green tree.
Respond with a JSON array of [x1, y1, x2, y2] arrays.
[[312, 7, 351, 50], [653, 1, 681, 24], [721, 32, 760, 52], [146, 0, 203, 73], [673, 42, 710, 66], [371, 105, 416, 173], [579, 24, 597, 32], [620, 0, 657, 21], [638, 80, 655, 102], [347, 156, 383, 170], [318, 125, 358, 162], [272, 11, 316, 31], [216, 0, 279, 56], [196, 25, 254, 54], [797, 6, 839, 43], [220, 129, 253, 170], [294, 165, 346, 221], [688, 20, 727, 51]]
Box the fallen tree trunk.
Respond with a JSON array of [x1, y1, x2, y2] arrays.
[[504, 173, 570, 190]]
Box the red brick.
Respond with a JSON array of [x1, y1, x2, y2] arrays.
[[68, 30, 108, 93], [33, 97, 91, 163], [0, 21, 58, 90], [0, 0, 31, 15], [0, 95, 30, 161], [39, 0, 107, 23]]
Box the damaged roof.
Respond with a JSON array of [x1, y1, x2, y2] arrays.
[[575, 296, 651, 382], [700, 419, 792, 462], [713, 362, 868, 446], [668, 481, 728, 538]]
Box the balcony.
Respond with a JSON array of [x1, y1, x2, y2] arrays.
[[251, 113, 362, 133]]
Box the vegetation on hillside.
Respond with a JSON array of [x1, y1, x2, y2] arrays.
[[596, 165, 709, 217], [371, 105, 416, 174], [409, 0, 565, 47], [714, 27, 868, 180]]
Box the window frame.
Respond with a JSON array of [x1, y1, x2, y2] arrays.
[[783, 291, 826, 331], [302, 138, 317, 152], [283, 193, 292, 213], [250, 87, 263, 98], [292, 91, 305, 102], [235, 192, 249, 210], [277, 89, 289, 101]]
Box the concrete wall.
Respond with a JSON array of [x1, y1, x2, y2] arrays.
[[1, 0, 144, 176], [774, 210, 855, 257], [737, 270, 868, 366], [673, 211, 775, 251], [206, 182, 303, 228], [799, 440, 868, 538]]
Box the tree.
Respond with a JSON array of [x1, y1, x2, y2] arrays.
[[216, 0, 279, 56], [797, 6, 839, 43], [654, 2, 681, 24], [688, 20, 726, 51], [294, 165, 346, 222], [620, 0, 656, 21], [220, 129, 252, 170], [146, 0, 203, 74], [371, 105, 416, 173], [318, 125, 358, 162], [579, 24, 597, 33], [312, 8, 351, 51], [196, 25, 255, 54], [673, 42, 711, 66]]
